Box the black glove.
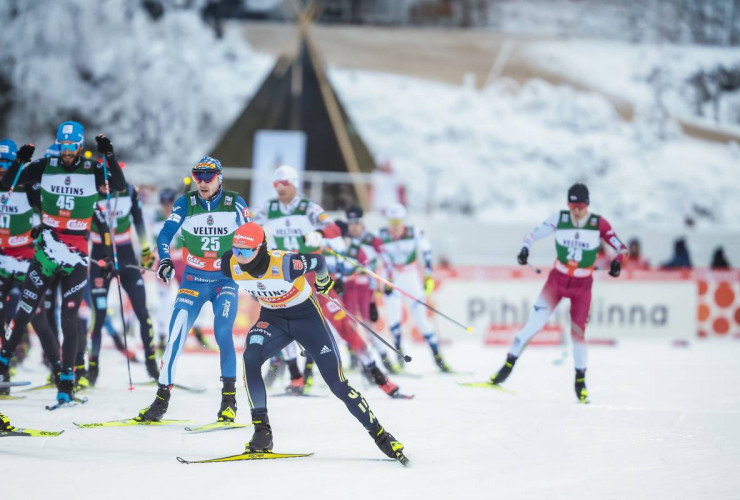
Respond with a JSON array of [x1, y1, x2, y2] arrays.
[[157, 258, 175, 283], [609, 259, 621, 278], [369, 301, 379, 322], [517, 247, 529, 266], [314, 275, 334, 296], [333, 277, 345, 296], [95, 134, 113, 155], [30, 225, 42, 239], [100, 258, 116, 281], [384, 284, 393, 295], [17, 144, 35, 163]]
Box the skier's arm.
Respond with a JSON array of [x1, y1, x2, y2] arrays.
[[0, 158, 44, 189], [599, 217, 627, 263], [250, 201, 268, 225], [307, 202, 341, 238], [522, 212, 560, 249], [416, 229, 433, 274], [284, 253, 329, 283], [235, 196, 251, 225], [157, 195, 188, 260], [129, 186, 151, 253]]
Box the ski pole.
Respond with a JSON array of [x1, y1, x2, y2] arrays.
[[2, 155, 31, 206], [101, 153, 134, 391], [317, 292, 412, 363], [526, 263, 542, 274], [324, 248, 473, 334]]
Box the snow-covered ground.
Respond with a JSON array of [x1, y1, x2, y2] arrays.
[[3, 337, 739, 499], [523, 40, 740, 135]]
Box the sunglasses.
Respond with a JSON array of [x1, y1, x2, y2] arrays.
[[568, 202, 588, 210], [273, 180, 292, 188], [233, 245, 261, 259], [58, 142, 82, 152], [192, 170, 217, 183]]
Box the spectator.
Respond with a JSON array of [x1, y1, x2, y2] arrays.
[[710, 247, 731, 270], [661, 238, 692, 269], [623, 238, 650, 270]]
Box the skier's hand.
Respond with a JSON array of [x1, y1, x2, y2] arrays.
[[30, 224, 42, 239], [17, 144, 35, 163], [333, 277, 345, 295], [383, 284, 394, 295], [424, 275, 435, 295], [157, 258, 175, 283], [369, 301, 379, 322], [140, 247, 155, 269], [314, 275, 334, 296], [95, 134, 114, 155], [517, 247, 529, 266], [608, 259, 621, 278], [304, 230, 323, 248]]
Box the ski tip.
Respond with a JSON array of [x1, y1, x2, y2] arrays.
[[176, 457, 190, 464]]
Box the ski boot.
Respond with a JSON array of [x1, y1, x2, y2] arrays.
[[145, 354, 160, 380], [264, 356, 284, 388], [75, 364, 90, 392], [87, 357, 100, 387], [369, 422, 408, 464], [0, 352, 10, 396], [575, 368, 589, 403], [246, 410, 272, 452], [135, 384, 171, 422], [368, 363, 399, 398], [490, 354, 517, 385], [380, 352, 399, 374], [56, 369, 76, 404], [217, 377, 237, 422], [285, 376, 305, 395], [303, 360, 314, 392], [0, 413, 15, 432], [433, 353, 451, 373]]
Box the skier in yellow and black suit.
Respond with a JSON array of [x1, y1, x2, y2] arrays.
[[220, 222, 408, 464]]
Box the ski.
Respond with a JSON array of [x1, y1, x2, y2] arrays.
[[45, 397, 89, 411], [1, 428, 64, 438], [392, 372, 423, 379], [74, 418, 194, 429], [0, 381, 31, 388], [390, 392, 415, 400], [457, 382, 516, 394], [17, 382, 55, 393], [271, 392, 327, 398], [395, 451, 410, 466], [177, 451, 313, 464], [0, 394, 26, 400], [133, 381, 206, 394], [184, 421, 250, 434]]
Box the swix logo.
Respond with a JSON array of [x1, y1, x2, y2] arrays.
[[66, 219, 87, 230], [207, 215, 214, 226], [64, 176, 71, 186], [186, 254, 206, 268], [8, 235, 30, 246], [42, 213, 60, 227], [222, 299, 231, 318], [256, 321, 269, 329]]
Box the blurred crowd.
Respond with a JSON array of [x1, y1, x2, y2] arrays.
[[597, 237, 732, 271]]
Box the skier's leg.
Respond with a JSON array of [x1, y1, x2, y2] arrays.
[[210, 281, 238, 379]]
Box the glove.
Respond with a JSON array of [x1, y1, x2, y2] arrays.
[[517, 247, 529, 266], [303, 230, 323, 248], [100, 258, 116, 281], [30, 225, 42, 239], [424, 275, 435, 295], [157, 258, 175, 283], [17, 144, 35, 163], [609, 259, 621, 278], [369, 301, 379, 322], [384, 284, 394, 295], [333, 277, 345, 295], [140, 247, 155, 269], [95, 134, 113, 155], [314, 275, 334, 296]]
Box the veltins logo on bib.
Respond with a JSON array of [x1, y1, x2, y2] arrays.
[[207, 215, 214, 226], [65, 176, 71, 186]]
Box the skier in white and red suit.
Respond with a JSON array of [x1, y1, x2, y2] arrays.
[[489, 183, 626, 403]]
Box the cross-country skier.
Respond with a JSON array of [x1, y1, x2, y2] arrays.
[[135, 157, 248, 423], [222, 222, 408, 464], [253, 166, 402, 398], [0, 122, 126, 405], [489, 183, 626, 402], [379, 203, 450, 372], [88, 181, 158, 385]]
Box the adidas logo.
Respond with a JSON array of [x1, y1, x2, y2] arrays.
[[320, 345, 331, 355]]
